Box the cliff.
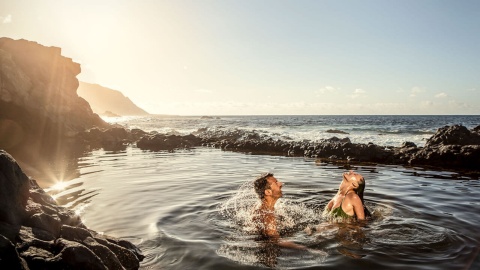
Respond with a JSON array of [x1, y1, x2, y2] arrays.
[[0, 38, 109, 162], [77, 82, 149, 116]]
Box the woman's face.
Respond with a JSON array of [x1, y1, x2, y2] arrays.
[[343, 170, 364, 189]]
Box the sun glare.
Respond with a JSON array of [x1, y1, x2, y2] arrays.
[[46, 181, 69, 193]]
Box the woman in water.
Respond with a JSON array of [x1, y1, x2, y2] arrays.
[[324, 170, 370, 221]]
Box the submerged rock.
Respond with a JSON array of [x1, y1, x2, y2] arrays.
[[0, 150, 144, 269]]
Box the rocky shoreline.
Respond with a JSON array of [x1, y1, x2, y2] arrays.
[[0, 150, 144, 269], [77, 123, 480, 174]]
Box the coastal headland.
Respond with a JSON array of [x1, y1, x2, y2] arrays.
[[0, 38, 143, 269], [1, 38, 479, 268]]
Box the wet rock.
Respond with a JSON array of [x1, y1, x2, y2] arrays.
[[406, 125, 480, 169], [425, 125, 480, 147], [0, 150, 143, 269], [0, 235, 29, 270], [137, 133, 202, 151], [326, 129, 349, 134], [410, 144, 480, 169], [53, 238, 108, 270], [93, 233, 144, 269], [77, 127, 142, 151], [199, 125, 480, 171], [0, 149, 30, 225], [402, 141, 417, 148], [473, 125, 480, 133]]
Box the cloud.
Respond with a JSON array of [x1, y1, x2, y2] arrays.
[[348, 88, 366, 98], [410, 86, 425, 97], [1, 14, 12, 24], [316, 86, 337, 94], [434, 92, 448, 98], [420, 100, 435, 107]]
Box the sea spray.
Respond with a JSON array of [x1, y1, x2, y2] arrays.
[[217, 178, 328, 268], [219, 179, 322, 235], [219, 179, 261, 234]]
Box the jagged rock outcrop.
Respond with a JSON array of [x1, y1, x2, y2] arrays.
[[0, 150, 144, 269], [135, 125, 480, 172], [408, 125, 480, 169], [77, 127, 148, 151], [137, 133, 202, 151], [0, 38, 109, 163]]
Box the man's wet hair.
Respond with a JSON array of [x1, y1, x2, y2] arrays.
[[254, 173, 274, 199]]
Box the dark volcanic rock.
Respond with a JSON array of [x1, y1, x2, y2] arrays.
[[137, 133, 202, 151], [76, 127, 147, 151], [407, 125, 480, 169], [326, 129, 349, 134], [193, 125, 480, 172], [0, 150, 144, 269], [424, 125, 480, 147], [0, 150, 30, 225]]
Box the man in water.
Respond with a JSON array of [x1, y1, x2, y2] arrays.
[[253, 173, 306, 249]]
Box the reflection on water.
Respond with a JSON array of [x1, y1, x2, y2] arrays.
[[36, 146, 480, 270]]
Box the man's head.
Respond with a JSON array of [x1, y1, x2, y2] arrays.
[[254, 173, 283, 200]]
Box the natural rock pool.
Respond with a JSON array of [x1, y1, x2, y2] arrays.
[[40, 146, 480, 269]]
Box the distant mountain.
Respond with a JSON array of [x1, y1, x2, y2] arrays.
[[77, 82, 149, 116]]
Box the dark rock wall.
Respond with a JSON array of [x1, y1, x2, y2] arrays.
[[0, 38, 109, 162]]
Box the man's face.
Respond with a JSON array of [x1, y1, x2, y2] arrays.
[[266, 176, 283, 198]]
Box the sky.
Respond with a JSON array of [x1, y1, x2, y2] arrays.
[[1, 0, 479, 115]]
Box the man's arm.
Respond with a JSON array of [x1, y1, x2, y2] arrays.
[[263, 212, 307, 250]]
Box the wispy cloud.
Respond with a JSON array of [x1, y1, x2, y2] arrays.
[[421, 100, 435, 106], [434, 92, 448, 98], [348, 88, 366, 98], [1, 14, 12, 24], [410, 86, 425, 97], [316, 86, 338, 95]]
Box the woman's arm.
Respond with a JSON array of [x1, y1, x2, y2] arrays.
[[326, 198, 334, 211]]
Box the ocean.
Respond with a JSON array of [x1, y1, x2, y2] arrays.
[[106, 114, 480, 147], [37, 115, 480, 269]]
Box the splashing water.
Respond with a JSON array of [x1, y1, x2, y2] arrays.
[[219, 179, 322, 235], [219, 179, 261, 234], [217, 179, 328, 268]]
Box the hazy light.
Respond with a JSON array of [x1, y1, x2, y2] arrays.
[[45, 181, 68, 193]]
